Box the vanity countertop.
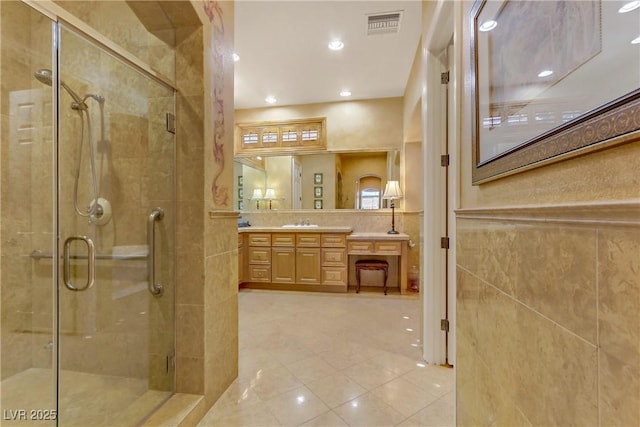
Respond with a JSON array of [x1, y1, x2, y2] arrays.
[[347, 232, 410, 240], [238, 226, 353, 233]]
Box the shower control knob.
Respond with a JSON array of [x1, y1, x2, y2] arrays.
[[89, 198, 112, 225]]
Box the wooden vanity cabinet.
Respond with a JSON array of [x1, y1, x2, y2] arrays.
[[320, 234, 347, 286], [295, 233, 321, 284], [247, 233, 271, 282], [272, 233, 295, 283], [241, 230, 349, 292], [238, 234, 245, 284]]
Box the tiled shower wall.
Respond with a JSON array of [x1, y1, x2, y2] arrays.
[[0, 0, 54, 380], [455, 204, 640, 426]]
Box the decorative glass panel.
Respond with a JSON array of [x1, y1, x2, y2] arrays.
[[301, 129, 318, 141], [282, 130, 298, 142], [243, 132, 258, 144], [262, 131, 277, 143]]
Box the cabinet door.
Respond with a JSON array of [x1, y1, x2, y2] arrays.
[[238, 241, 245, 283], [295, 248, 321, 285], [272, 248, 295, 283]]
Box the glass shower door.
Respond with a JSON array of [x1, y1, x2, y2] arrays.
[[0, 2, 56, 426], [56, 24, 175, 426]]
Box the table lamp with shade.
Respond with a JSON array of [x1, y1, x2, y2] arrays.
[[382, 180, 402, 234], [264, 188, 276, 209], [251, 188, 263, 209]]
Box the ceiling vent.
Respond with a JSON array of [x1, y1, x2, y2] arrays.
[[367, 11, 402, 36]]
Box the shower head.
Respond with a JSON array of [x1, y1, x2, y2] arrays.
[[34, 68, 53, 85], [34, 68, 85, 106]]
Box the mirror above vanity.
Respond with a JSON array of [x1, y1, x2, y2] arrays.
[[233, 150, 400, 211]]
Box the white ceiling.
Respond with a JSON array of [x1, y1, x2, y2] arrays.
[[233, 1, 422, 110]]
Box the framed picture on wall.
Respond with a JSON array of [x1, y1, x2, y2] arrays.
[[314, 199, 323, 209], [238, 201, 244, 210], [470, 0, 640, 184], [238, 188, 244, 199], [238, 176, 243, 187], [314, 186, 323, 198], [314, 173, 323, 185]]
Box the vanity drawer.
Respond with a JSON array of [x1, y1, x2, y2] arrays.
[[321, 234, 346, 248], [248, 233, 271, 246], [374, 241, 401, 255], [347, 241, 374, 254], [272, 233, 295, 247], [248, 247, 271, 264], [248, 265, 271, 282], [322, 267, 347, 286], [322, 248, 346, 266], [296, 233, 321, 247]]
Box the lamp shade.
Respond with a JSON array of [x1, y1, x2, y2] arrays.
[[251, 188, 263, 200], [264, 188, 276, 200], [382, 181, 402, 199]]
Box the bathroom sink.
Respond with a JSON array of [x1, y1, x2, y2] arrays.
[[281, 224, 319, 228]]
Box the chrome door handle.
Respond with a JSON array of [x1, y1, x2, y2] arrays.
[[63, 236, 95, 291], [148, 207, 164, 296]]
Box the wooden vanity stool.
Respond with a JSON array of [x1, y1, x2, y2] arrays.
[[355, 259, 389, 295]]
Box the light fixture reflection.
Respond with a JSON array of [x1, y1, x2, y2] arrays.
[[296, 395, 305, 404], [406, 328, 414, 332], [265, 96, 277, 104], [619, 1, 640, 13], [479, 20, 497, 32], [417, 362, 426, 368], [328, 40, 344, 50], [402, 316, 410, 319], [232, 53, 240, 62], [538, 70, 553, 78], [340, 90, 352, 97], [632, 36, 640, 44], [264, 188, 276, 209]]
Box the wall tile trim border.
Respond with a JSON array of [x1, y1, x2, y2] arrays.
[[456, 201, 640, 226]]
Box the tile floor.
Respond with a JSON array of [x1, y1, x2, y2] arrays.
[[197, 289, 454, 426]]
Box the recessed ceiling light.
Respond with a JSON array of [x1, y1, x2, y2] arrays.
[[328, 40, 344, 50], [340, 90, 352, 97], [232, 53, 240, 62], [619, 1, 640, 13], [265, 96, 277, 104], [632, 36, 640, 44], [538, 70, 553, 78], [479, 20, 497, 32]]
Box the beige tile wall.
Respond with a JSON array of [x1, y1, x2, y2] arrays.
[[455, 203, 640, 426], [1, 0, 53, 380]]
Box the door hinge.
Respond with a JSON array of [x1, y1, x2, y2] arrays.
[[166, 113, 176, 134], [441, 237, 450, 249], [440, 154, 450, 167], [441, 71, 450, 84], [441, 319, 450, 332], [166, 350, 176, 373]]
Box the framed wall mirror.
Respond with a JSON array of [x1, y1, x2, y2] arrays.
[[233, 150, 400, 211]]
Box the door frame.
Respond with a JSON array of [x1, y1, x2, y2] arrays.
[[421, 0, 458, 367]]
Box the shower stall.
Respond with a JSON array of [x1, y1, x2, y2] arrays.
[[1, 2, 176, 425]]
